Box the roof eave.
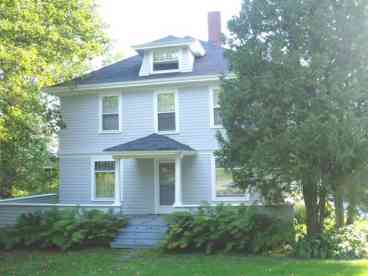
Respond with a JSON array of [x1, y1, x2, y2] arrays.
[[132, 39, 206, 57], [110, 150, 197, 159], [132, 39, 194, 51], [45, 74, 234, 96]]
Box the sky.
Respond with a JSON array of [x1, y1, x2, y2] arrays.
[[97, 0, 242, 56]]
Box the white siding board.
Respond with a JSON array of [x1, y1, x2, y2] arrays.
[[58, 83, 224, 212], [59, 85, 220, 155], [182, 154, 212, 204], [59, 157, 93, 204], [180, 48, 195, 72], [121, 159, 155, 214]]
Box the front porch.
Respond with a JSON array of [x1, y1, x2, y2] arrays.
[[104, 133, 198, 214]]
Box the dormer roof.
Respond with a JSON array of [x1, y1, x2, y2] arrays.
[[132, 35, 206, 57]]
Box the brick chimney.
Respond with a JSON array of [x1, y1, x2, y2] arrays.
[[208, 11, 221, 47]]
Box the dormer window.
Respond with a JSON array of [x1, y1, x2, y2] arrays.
[[152, 48, 180, 73], [133, 37, 206, 77]]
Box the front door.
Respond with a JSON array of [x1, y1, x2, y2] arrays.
[[156, 160, 175, 214]]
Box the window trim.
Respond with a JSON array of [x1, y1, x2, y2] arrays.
[[98, 93, 122, 134], [153, 89, 179, 134], [150, 48, 182, 75], [211, 154, 249, 202], [90, 156, 117, 202], [209, 87, 223, 129]]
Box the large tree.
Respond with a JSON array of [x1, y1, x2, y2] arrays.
[[0, 0, 108, 197], [218, 0, 368, 236]]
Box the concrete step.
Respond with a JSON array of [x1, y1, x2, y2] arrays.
[[111, 215, 169, 249], [114, 231, 166, 240], [120, 225, 168, 233], [111, 241, 159, 249], [111, 237, 164, 249]]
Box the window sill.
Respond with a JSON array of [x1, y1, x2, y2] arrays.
[[213, 197, 250, 202], [151, 69, 180, 75], [98, 130, 122, 134], [210, 125, 223, 129], [91, 198, 115, 202], [157, 130, 179, 135]]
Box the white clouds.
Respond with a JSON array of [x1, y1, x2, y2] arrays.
[[97, 0, 241, 56]]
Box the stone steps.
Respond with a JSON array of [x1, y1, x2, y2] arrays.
[[111, 215, 168, 249]]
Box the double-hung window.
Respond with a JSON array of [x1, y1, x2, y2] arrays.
[[213, 157, 249, 201], [155, 91, 178, 133], [100, 95, 121, 132], [93, 160, 116, 200], [152, 48, 180, 73], [210, 87, 222, 128]]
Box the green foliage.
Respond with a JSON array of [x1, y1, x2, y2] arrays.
[[294, 221, 368, 259], [294, 203, 307, 225], [163, 205, 293, 254], [0, 0, 108, 197], [0, 208, 127, 251], [219, 0, 368, 236]]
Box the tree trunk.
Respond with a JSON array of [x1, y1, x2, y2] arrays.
[[0, 167, 16, 198], [318, 186, 327, 233], [0, 176, 13, 198], [346, 184, 358, 225], [334, 183, 345, 228], [302, 180, 321, 236], [346, 203, 357, 225]]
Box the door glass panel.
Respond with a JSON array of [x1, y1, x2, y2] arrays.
[[159, 162, 175, 206]]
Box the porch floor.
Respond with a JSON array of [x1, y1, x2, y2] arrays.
[[111, 215, 168, 249]]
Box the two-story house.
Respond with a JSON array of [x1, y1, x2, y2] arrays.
[[49, 12, 258, 215]]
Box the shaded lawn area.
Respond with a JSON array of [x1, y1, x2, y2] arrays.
[[0, 248, 368, 276]]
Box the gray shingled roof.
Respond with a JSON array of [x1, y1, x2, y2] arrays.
[[104, 133, 195, 152], [57, 36, 229, 87]]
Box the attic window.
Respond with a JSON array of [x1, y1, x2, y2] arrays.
[[152, 48, 179, 72]]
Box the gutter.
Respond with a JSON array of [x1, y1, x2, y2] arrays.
[[45, 73, 236, 96]]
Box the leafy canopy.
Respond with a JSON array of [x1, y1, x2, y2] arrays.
[[0, 0, 108, 196], [219, 0, 368, 235]]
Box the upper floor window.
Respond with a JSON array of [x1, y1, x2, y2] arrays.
[[152, 48, 179, 72], [155, 91, 178, 133], [212, 157, 249, 201], [100, 95, 121, 133], [210, 87, 222, 128], [93, 160, 115, 200]]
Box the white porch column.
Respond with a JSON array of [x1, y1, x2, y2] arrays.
[[174, 154, 183, 207], [114, 159, 121, 206]]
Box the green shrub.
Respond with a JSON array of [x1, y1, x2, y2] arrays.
[[0, 208, 127, 251], [294, 221, 368, 259], [163, 205, 294, 254], [294, 203, 306, 225]]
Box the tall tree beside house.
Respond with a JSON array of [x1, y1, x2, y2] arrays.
[[218, 0, 368, 236], [0, 0, 108, 197], [101, 44, 124, 67]]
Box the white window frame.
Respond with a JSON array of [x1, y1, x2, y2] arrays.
[[211, 154, 250, 202], [99, 93, 122, 134], [151, 48, 182, 74], [209, 87, 223, 128], [90, 156, 118, 202], [154, 89, 179, 134]]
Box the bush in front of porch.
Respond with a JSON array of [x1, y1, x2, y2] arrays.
[[0, 208, 127, 251], [162, 205, 294, 254]]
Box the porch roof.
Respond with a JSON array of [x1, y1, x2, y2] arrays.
[[103, 133, 195, 154]]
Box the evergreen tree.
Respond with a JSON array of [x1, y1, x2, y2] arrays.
[[219, 0, 368, 235]]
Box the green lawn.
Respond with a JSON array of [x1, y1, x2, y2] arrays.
[[1, 248, 367, 276]]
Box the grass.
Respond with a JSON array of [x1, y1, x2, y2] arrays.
[[0, 248, 368, 276]]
